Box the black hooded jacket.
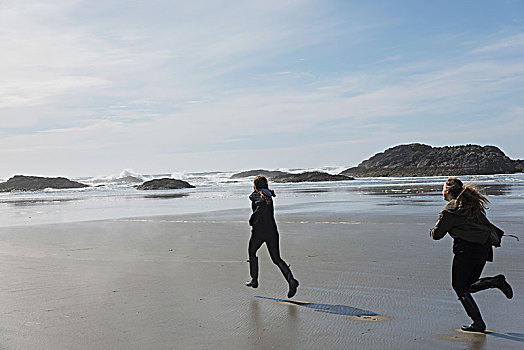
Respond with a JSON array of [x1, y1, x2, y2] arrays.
[[249, 191, 278, 234]]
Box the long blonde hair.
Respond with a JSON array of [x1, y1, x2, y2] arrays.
[[445, 177, 489, 219]]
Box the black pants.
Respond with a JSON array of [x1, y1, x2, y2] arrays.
[[451, 241, 490, 295], [452, 254, 487, 295], [248, 231, 286, 266]]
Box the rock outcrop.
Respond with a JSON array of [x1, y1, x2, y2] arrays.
[[341, 144, 523, 177], [272, 171, 354, 183], [515, 160, 524, 172], [230, 169, 290, 179], [0, 175, 89, 192], [135, 178, 195, 190], [231, 169, 354, 182]]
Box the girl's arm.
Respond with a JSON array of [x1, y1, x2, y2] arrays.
[[430, 211, 454, 240], [249, 199, 266, 227]]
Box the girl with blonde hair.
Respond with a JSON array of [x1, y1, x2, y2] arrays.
[[431, 177, 513, 332]]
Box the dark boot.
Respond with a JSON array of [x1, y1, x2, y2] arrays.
[[246, 257, 258, 288], [458, 293, 486, 333], [470, 274, 513, 299], [277, 261, 299, 298]]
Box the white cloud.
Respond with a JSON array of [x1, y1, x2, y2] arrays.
[[0, 76, 108, 108], [0, 1, 522, 176], [469, 33, 524, 54]]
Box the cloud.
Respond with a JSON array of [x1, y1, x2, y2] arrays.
[[0, 76, 108, 108], [0, 1, 523, 176], [0, 0, 334, 121], [469, 33, 524, 55]]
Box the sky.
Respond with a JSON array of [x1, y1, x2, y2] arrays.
[[1, 0, 523, 178]]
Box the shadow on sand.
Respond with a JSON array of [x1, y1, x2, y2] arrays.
[[255, 296, 380, 317], [488, 331, 524, 343]]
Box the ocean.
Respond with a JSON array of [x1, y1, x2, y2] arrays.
[[1, 168, 523, 228]]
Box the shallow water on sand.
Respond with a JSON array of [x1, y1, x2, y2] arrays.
[[0, 173, 523, 349]]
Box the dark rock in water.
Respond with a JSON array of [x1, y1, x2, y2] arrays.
[[135, 178, 195, 190], [0, 175, 89, 192], [272, 171, 354, 183], [230, 169, 290, 179], [340, 144, 523, 177]]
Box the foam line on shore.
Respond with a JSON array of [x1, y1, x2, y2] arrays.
[[116, 218, 368, 225]]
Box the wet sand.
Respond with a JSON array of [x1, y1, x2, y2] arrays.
[[0, 206, 522, 349]]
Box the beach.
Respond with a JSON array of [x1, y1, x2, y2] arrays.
[[3, 0, 523, 347], [0, 180, 522, 349]]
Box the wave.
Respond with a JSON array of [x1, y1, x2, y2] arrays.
[[75, 169, 145, 186], [70, 168, 524, 189], [273, 166, 349, 175]]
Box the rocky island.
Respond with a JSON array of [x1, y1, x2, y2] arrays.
[[231, 170, 353, 182], [272, 171, 353, 183], [230, 169, 290, 179], [0, 175, 89, 192], [135, 178, 195, 190], [341, 144, 524, 177]]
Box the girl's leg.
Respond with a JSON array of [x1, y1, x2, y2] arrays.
[[452, 254, 487, 295], [458, 293, 486, 332], [468, 260, 486, 286], [469, 275, 513, 298], [465, 244, 513, 297], [266, 234, 299, 298], [265, 233, 284, 266], [248, 234, 264, 259], [452, 254, 476, 296], [452, 254, 486, 332], [469, 262, 513, 298], [246, 235, 264, 288]]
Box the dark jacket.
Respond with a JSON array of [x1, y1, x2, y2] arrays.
[[249, 191, 278, 234], [430, 200, 503, 261]]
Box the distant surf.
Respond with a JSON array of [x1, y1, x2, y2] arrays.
[[0, 168, 522, 228]]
